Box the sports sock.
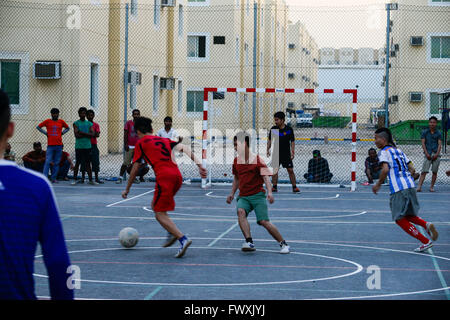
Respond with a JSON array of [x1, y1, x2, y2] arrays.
[[178, 235, 187, 244], [404, 215, 427, 229], [395, 218, 429, 244], [245, 237, 253, 244]]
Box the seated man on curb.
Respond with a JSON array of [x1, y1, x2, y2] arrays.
[[363, 148, 381, 185], [304, 150, 333, 183]]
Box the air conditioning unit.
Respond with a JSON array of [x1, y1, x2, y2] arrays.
[[394, 44, 399, 51], [410, 36, 424, 46], [288, 43, 295, 49], [128, 71, 142, 85], [33, 61, 61, 79], [287, 102, 295, 108], [302, 75, 307, 81], [161, 0, 176, 7], [160, 77, 175, 90], [409, 92, 423, 102], [288, 73, 295, 79], [391, 95, 399, 103], [390, 50, 396, 57]]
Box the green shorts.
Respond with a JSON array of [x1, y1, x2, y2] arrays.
[[236, 192, 269, 225]]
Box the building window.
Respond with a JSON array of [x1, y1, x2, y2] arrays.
[[431, 36, 450, 59], [187, 34, 208, 60], [213, 36, 225, 45], [0, 60, 20, 105], [178, 5, 184, 38], [131, 0, 138, 16], [429, 0, 450, 5], [186, 91, 203, 112], [90, 62, 99, 108], [187, 0, 209, 5], [429, 92, 443, 116], [153, 75, 159, 112], [0, 52, 29, 114], [154, 0, 160, 26]]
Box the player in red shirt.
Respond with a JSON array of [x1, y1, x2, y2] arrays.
[[121, 117, 207, 258], [226, 132, 290, 254]]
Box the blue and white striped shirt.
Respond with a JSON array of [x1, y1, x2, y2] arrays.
[[378, 146, 415, 194], [0, 160, 73, 300]]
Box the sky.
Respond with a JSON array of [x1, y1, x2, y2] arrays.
[[285, 0, 389, 49]]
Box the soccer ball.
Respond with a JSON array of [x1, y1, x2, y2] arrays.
[[119, 227, 139, 248]]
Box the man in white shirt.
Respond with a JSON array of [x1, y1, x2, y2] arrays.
[[157, 117, 179, 141]]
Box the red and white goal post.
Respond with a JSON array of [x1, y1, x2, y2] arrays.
[[201, 87, 358, 191]]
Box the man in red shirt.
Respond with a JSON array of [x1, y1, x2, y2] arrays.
[[118, 109, 140, 183], [227, 132, 290, 254], [37, 108, 69, 183], [121, 117, 207, 258]]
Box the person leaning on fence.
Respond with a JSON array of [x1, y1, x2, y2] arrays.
[[72, 107, 97, 185], [0, 89, 74, 300], [304, 150, 333, 183], [37, 108, 70, 183], [86, 109, 103, 184], [4, 142, 15, 162], [22, 141, 46, 173], [416, 116, 442, 192], [267, 111, 300, 193], [118, 109, 141, 184]]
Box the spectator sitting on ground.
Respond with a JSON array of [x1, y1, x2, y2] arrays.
[[126, 161, 149, 183], [363, 148, 381, 185], [304, 150, 333, 183], [3, 142, 15, 162], [55, 146, 74, 181], [22, 142, 46, 173]]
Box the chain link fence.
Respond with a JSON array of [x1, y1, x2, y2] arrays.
[[1, 0, 449, 187]]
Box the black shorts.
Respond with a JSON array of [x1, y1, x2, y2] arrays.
[[75, 148, 91, 171], [280, 158, 294, 168]]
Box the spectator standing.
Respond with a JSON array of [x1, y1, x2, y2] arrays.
[[22, 142, 46, 173], [37, 108, 70, 183], [72, 107, 97, 185], [417, 116, 442, 192], [118, 109, 140, 183], [86, 109, 103, 184]]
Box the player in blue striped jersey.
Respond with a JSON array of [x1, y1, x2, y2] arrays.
[[372, 128, 438, 252], [0, 89, 74, 299]]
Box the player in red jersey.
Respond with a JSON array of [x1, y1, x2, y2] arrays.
[[121, 117, 207, 258]]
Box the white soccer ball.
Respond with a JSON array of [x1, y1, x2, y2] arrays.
[[119, 227, 139, 248]]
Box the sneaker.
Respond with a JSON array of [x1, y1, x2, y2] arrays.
[[426, 223, 439, 241], [71, 179, 84, 185], [162, 233, 177, 248], [88, 180, 99, 185], [95, 179, 105, 184], [280, 243, 290, 254], [414, 241, 433, 253], [115, 177, 123, 184], [272, 185, 278, 193], [241, 241, 256, 252], [175, 238, 192, 258], [292, 187, 301, 193], [133, 178, 140, 184]]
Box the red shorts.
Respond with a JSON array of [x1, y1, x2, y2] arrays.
[[152, 174, 182, 212]]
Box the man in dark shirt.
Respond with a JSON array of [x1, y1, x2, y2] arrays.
[[304, 150, 333, 183], [417, 116, 442, 192], [267, 112, 300, 193], [364, 148, 381, 184], [22, 142, 46, 173]]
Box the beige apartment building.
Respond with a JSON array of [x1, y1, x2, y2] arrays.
[[387, 0, 450, 123], [1, 0, 319, 158], [286, 20, 319, 113]]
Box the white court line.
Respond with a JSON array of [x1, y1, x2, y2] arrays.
[[208, 222, 239, 247], [106, 189, 155, 208], [206, 191, 340, 200]]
